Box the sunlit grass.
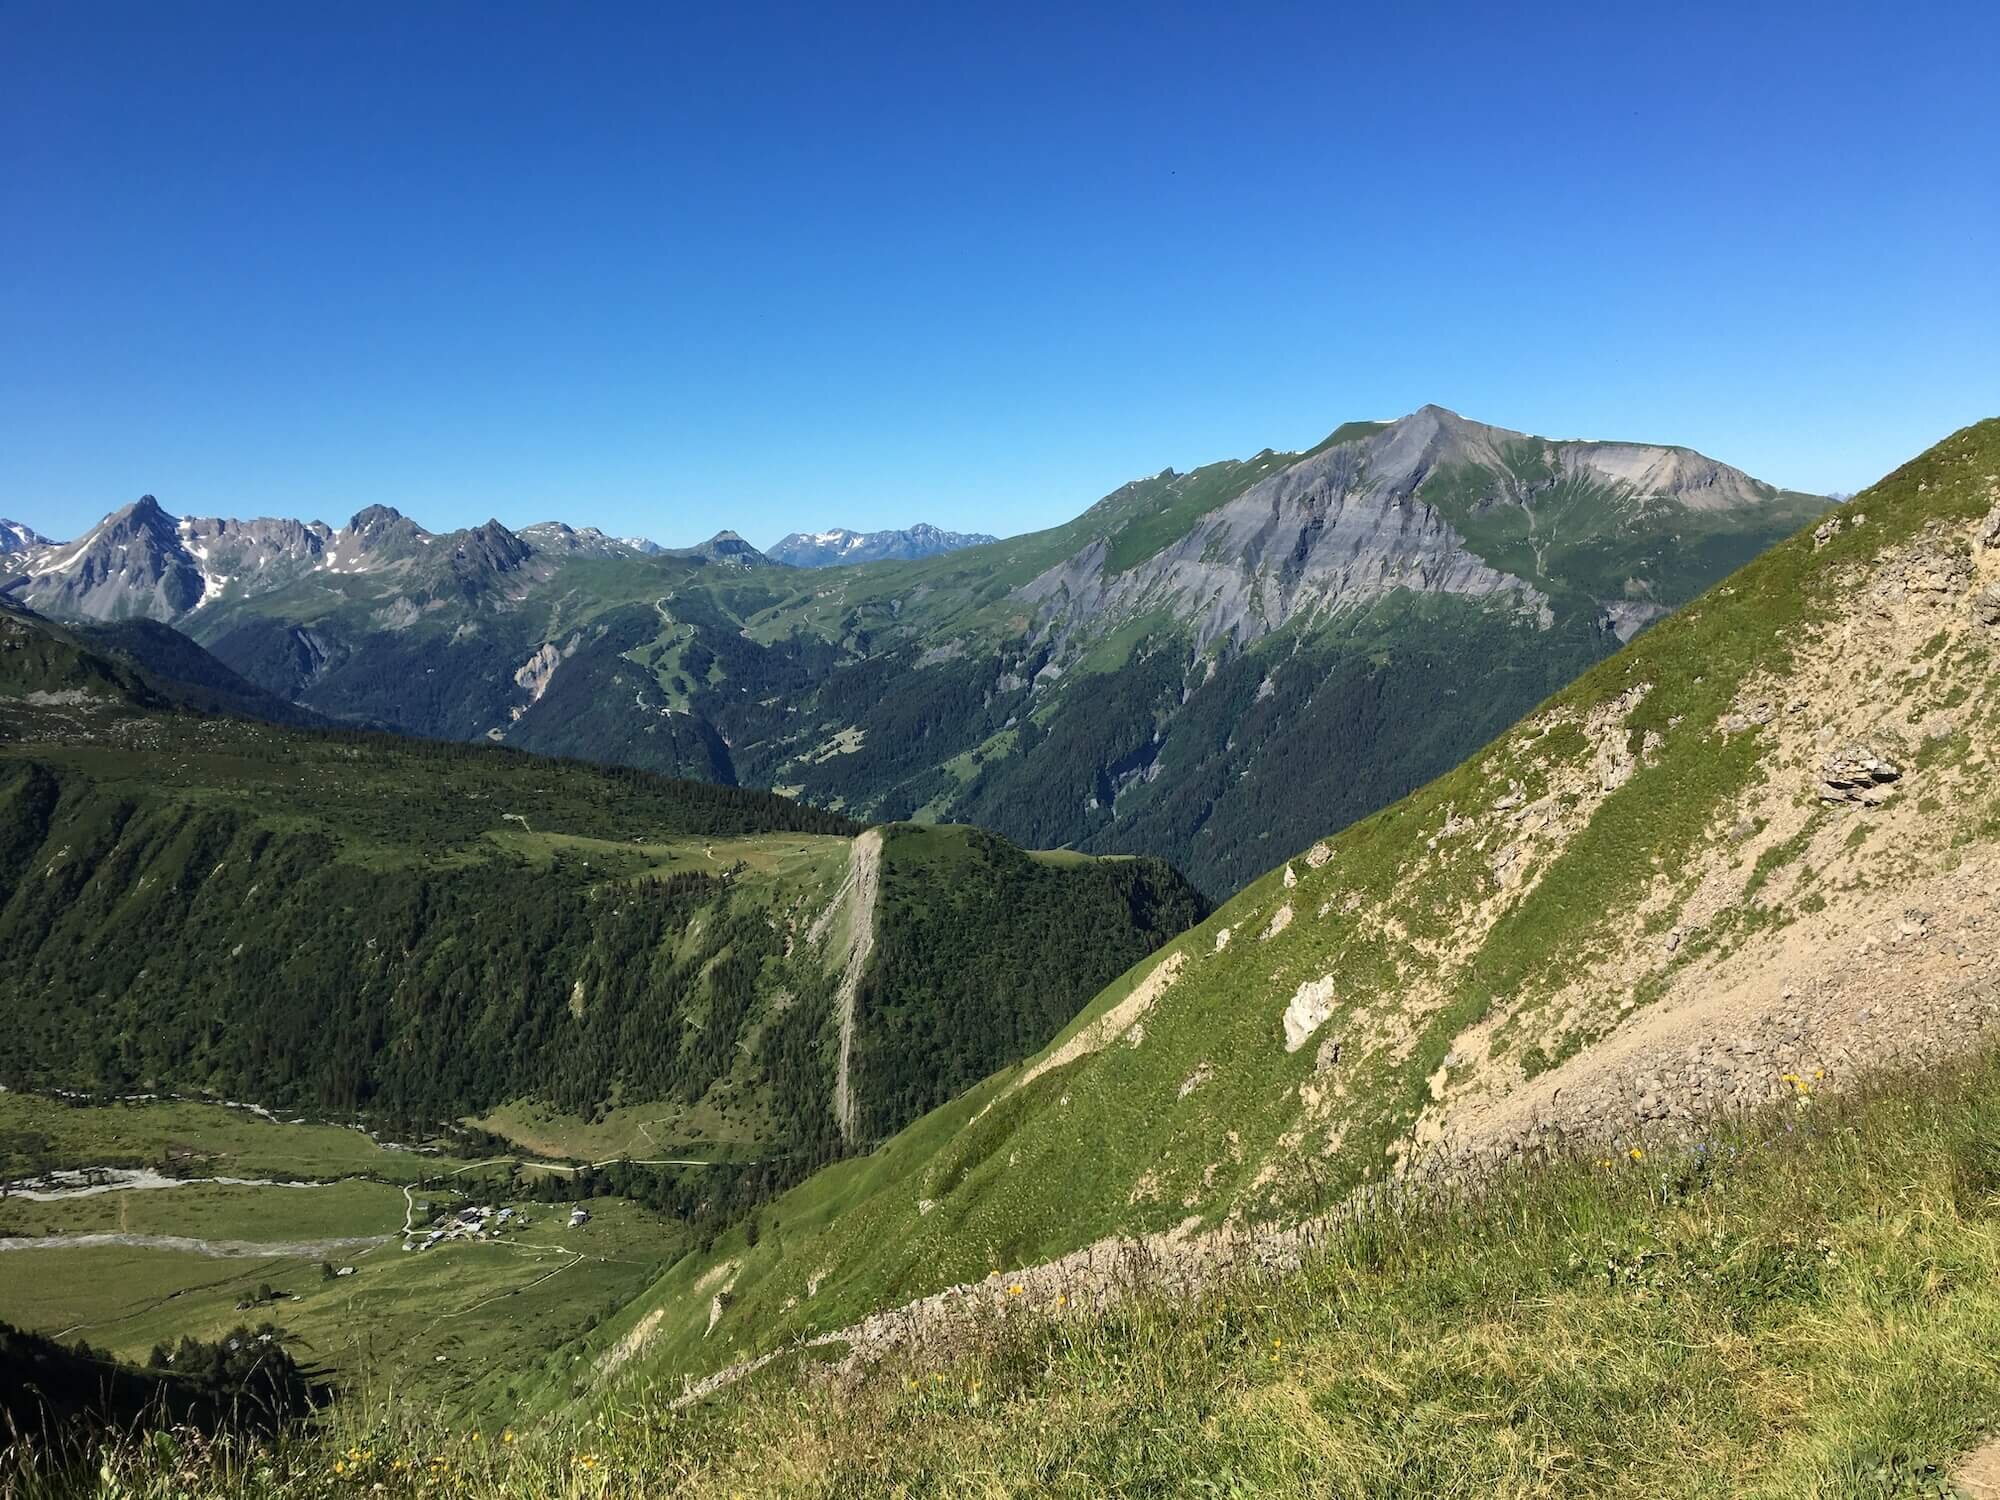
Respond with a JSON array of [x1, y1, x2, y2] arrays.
[[12, 1049, 2000, 1497]]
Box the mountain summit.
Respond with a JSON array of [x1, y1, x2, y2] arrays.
[[0, 519, 52, 555]]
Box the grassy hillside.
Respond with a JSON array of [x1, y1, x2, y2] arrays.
[[0, 628, 1202, 1428], [0, 1093, 692, 1422], [582, 417, 1998, 1395], [0, 599, 323, 727], [29, 1049, 2000, 1496], [0, 736, 1197, 1149]]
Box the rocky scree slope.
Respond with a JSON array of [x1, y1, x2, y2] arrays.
[[590, 417, 1997, 1395]]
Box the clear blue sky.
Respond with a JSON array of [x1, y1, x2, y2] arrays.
[[4, 1, 1996, 547]]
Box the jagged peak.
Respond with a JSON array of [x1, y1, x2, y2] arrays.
[[0, 519, 54, 553], [345, 503, 406, 531], [101, 493, 178, 530]]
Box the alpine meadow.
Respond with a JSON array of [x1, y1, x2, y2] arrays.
[[3, 4, 1998, 1497]]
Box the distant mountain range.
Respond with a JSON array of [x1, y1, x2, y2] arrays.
[[767, 523, 1000, 567], [0, 500, 772, 623], [0, 406, 1830, 897]]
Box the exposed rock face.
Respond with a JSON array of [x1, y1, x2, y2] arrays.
[[4, 496, 553, 624], [768, 523, 999, 567], [1562, 439, 1784, 512], [344, 504, 424, 554], [1022, 415, 1545, 654], [448, 520, 533, 580], [179, 515, 335, 607], [5, 496, 205, 621], [508, 636, 586, 718], [1818, 745, 1903, 804], [517, 522, 653, 559], [1599, 600, 1670, 642], [1282, 976, 1337, 1051], [1018, 406, 1805, 657], [671, 531, 771, 568]]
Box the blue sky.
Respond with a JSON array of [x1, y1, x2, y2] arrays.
[[4, 1, 1996, 547]]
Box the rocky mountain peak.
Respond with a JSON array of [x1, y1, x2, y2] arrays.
[[4, 494, 204, 621], [342, 504, 431, 558], [346, 504, 404, 531], [689, 530, 769, 567], [451, 519, 532, 574], [0, 520, 53, 555]]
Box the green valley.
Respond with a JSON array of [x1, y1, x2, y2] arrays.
[[0, 607, 1204, 1413]]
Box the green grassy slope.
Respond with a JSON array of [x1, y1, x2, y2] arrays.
[[591, 417, 1998, 1394], [0, 627, 1202, 1168], [0, 1092, 691, 1421], [42, 1049, 2000, 1497]]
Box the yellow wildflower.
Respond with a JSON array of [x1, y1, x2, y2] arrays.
[[1628, 1147, 1644, 1162], [1007, 1284, 1023, 1297]]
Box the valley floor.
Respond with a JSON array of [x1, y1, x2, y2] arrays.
[[16, 1048, 2000, 1498]]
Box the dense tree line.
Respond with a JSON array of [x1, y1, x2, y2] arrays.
[[0, 1320, 325, 1446], [0, 766, 807, 1132]]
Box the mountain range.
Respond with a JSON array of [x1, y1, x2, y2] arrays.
[[0, 408, 1830, 898], [5, 417, 1996, 1489], [766, 523, 1000, 567]]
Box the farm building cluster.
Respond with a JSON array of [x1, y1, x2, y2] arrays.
[[400, 1202, 589, 1250]]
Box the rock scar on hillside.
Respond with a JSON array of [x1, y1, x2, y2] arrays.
[[1410, 493, 2000, 1171], [828, 829, 884, 1144]]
